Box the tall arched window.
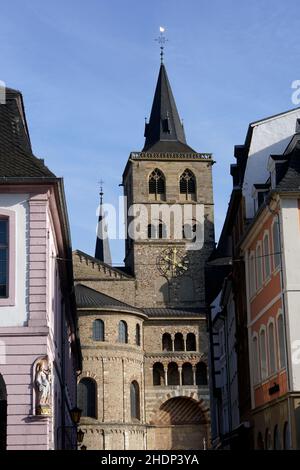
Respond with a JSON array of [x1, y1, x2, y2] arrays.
[[272, 219, 281, 270], [162, 333, 172, 351], [260, 328, 268, 380], [130, 381, 140, 421], [158, 222, 167, 239], [257, 432, 264, 450], [148, 224, 156, 239], [168, 362, 180, 385], [153, 362, 165, 386], [277, 313, 286, 369], [149, 169, 166, 200], [283, 422, 290, 450], [77, 378, 96, 418], [92, 319, 104, 341], [256, 244, 262, 289], [135, 324, 141, 346], [273, 425, 280, 450], [268, 321, 276, 374], [186, 333, 196, 351], [263, 233, 271, 279], [174, 333, 184, 351], [118, 320, 128, 344], [265, 428, 272, 450], [182, 363, 193, 385], [249, 252, 256, 296], [179, 169, 196, 201], [252, 335, 260, 384], [196, 362, 207, 385]]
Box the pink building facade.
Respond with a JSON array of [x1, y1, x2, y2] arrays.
[[0, 88, 81, 449]]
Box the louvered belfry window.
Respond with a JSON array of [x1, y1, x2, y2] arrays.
[[180, 169, 196, 200], [149, 169, 165, 200]]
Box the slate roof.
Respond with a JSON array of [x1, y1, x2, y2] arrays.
[[0, 87, 55, 178], [75, 283, 142, 314], [143, 307, 206, 318], [276, 138, 300, 191], [143, 64, 196, 153]]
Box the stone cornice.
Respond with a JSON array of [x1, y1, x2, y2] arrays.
[[130, 152, 214, 161]]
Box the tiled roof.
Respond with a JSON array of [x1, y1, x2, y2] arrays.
[[75, 284, 142, 314], [0, 88, 55, 178]]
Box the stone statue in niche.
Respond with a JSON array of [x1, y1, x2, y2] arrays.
[[35, 358, 51, 416]]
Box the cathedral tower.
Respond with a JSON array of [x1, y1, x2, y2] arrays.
[[74, 56, 214, 450], [123, 63, 215, 309]]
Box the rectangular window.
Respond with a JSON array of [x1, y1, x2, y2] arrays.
[[0, 219, 8, 298]]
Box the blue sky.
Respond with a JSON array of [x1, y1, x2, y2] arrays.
[[1, 0, 300, 264]]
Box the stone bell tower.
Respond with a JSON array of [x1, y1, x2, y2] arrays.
[[122, 62, 215, 309]]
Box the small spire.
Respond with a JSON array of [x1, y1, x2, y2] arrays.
[[155, 27, 168, 64], [95, 181, 112, 265]]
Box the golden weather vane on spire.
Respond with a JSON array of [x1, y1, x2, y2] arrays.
[[155, 26, 168, 64]]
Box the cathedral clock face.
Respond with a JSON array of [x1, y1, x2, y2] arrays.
[[157, 247, 189, 278]]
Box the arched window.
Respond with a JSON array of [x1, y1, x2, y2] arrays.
[[249, 252, 256, 296], [272, 220, 281, 270], [148, 224, 156, 239], [153, 362, 165, 386], [268, 321, 276, 374], [196, 362, 207, 385], [0, 374, 7, 451], [182, 363, 193, 385], [158, 222, 167, 239], [180, 169, 196, 200], [186, 333, 196, 351], [265, 428, 272, 450], [92, 319, 104, 341], [257, 432, 264, 450], [256, 244, 262, 289], [118, 320, 128, 344], [283, 422, 290, 450], [77, 378, 96, 418], [162, 333, 172, 351], [252, 335, 260, 384], [260, 328, 268, 380], [174, 333, 184, 351], [135, 324, 141, 346], [130, 381, 140, 421], [277, 313, 286, 369], [149, 169, 165, 200], [263, 233, 271, 279], [167, 362, 180, 385], [274, 425, 280, 450], [182, 222, 198, 241]]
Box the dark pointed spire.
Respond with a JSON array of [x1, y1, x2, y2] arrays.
[[95, 186, 112, 265], [143, 64, 195, 153]]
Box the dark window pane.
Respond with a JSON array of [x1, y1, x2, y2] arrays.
[[0, 247, 7, 298], [77, 378, 96, 418], [92, 320, 104, 341], [0, 221, 7, 245]]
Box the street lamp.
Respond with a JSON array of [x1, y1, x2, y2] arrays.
[[70, 406, 82, 425]]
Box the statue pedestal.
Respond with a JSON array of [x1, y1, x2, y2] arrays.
[[36, 404, 51, 416]]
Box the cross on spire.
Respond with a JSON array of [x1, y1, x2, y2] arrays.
[[98, 180, 104, 204], [155, 27, 168, 64]]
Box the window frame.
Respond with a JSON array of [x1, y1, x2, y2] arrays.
[[0, 210, 15, 306], [276, 310, 286, 370], [263, 231, 271, 281], [267, 319, 277, 376], [271, 218, 281, 271], [259, 326, 268, 381]]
